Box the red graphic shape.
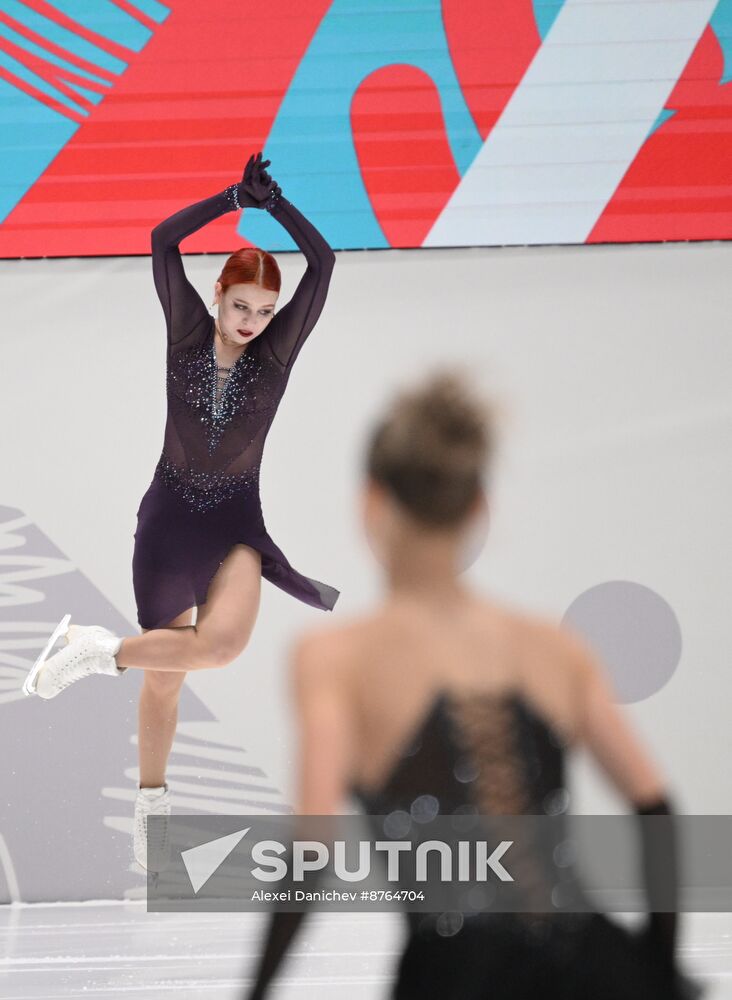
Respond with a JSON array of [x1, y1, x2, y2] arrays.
[[351, 65, 461, 248], [442, 0, 540, 139], [0, 0, 332, 258], [352, 0, 541, 246], [590, 25, 732, 242], [0, 6, 120, 123], [19, 0, 142, 58]]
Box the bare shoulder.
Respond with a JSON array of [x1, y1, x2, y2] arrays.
[[471, 596, 556, 650], [485, 599, 601, 686], [523, 610, 603, 683], [289, 615, 373, 690]]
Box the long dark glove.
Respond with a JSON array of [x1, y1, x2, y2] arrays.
[[635, 795, 706, 999], [237, 151, 282, 211], [242, 843, 313, 1000], [238, 154, 334, 371], [243, 909, 308, 1000], [635, 794, 678, 969]]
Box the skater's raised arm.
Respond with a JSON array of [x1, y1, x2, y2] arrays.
[[258, 193, 336, 372], [151, 152, 276, 351], [150, 187, 241, 351]]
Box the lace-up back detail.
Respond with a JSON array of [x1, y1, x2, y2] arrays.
[[351, 688, 582, 937], [445, 693, 531, 813], [444, 690, 568, 814], [353, 688, 567, 814]]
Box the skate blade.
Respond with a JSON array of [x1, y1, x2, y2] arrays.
[[23, 614, 72, 696]]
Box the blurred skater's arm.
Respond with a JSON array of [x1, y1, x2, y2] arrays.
[[569, 632, 679, 967], [242, 631, 354, 999], [291, 629, 355, 815], [569, 633, 668, 805], [243, 903, 304, 1000]]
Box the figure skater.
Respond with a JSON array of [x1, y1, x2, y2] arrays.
[[243, 372, 702, 999], [22, 151, 339, 872]]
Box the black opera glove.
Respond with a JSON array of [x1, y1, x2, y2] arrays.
[[635, 794, 678, 971], [257, 164, 282, 213], [224, 150, 282, 213]]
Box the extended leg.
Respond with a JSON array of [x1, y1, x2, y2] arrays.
[[27, 545, 263, 701], [117, 544, 262, 673]]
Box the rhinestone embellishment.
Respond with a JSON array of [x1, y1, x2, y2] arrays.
[[264, 184, 283, 214], [166, 340, 266, 447], [161, 328, 280, 513], [155, 453, 261, 513], [223, 182, 242, 212]]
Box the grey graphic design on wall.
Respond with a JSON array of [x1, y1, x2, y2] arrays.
[[0, 504, 289, 904]]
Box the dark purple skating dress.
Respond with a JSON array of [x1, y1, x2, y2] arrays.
[[132, 183, 339, 630]]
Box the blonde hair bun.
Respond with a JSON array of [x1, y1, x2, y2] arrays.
[[366, 369, 495, 527]]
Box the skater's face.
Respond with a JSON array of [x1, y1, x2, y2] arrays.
[[213, 282, 278, 346]]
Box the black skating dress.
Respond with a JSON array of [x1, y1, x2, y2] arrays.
[[132, 183, 339, 630], [244, 689, 704, 1000]]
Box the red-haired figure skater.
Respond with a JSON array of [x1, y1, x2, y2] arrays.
[[23, 152, 339, 871]]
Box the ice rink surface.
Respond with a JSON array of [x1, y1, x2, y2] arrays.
[[1, 903, 730, 999]]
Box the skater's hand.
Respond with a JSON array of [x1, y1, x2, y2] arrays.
[[237, 151, 281, 209]]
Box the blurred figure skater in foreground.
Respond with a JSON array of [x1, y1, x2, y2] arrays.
[[244, 370, 703, 999]]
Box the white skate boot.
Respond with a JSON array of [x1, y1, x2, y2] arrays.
[[22, 614, 71, 696], [134, 783, 171, 873], [24, 618, 126, 699]]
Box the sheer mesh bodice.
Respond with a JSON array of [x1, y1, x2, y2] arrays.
[[150, 186, 335, 513]]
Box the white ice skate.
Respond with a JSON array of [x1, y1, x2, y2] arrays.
[[22, 614, 72, 696], [134, 784, 172, 873], [23, 620, 125, 700]]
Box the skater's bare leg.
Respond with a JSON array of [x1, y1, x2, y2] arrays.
[[117, 544, 262, 673], [138, 608, 193, 789]]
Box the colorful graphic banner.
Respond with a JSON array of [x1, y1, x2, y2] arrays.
[[0, 0, 730, 257]]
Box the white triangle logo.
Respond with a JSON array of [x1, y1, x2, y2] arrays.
[[181, 827, 251, 894]]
